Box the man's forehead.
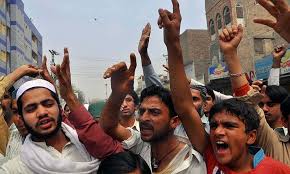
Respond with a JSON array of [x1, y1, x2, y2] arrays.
[[140, 96, 164, 107], [210, 111, 243, 123], [125, 94, 134, 100], [190, 89, 202, 97], [261, 94, 271, 102], [22, 88, 54, 103]]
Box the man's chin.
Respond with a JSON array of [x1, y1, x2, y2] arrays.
[[121, 113, 133, 117], [141, 136, 152, 142]]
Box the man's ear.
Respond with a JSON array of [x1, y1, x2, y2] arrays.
[[246, 129, 257, 145], [170, 116, 180, 129]]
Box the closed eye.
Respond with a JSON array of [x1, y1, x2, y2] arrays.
[[24, 104, 37, 113], [41, 99, 55, 108]]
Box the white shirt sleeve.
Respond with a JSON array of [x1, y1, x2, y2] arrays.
[[143, 64, 163, 87], [267, 68, 280, 86], [121, 128, 146, 154], [190, 79, 233, 103]]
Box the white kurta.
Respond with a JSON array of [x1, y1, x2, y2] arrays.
[[0, 141, 91, 174], [0, 123, 99, 174], [122, 128, 206, 174], [0, 124, 23, 166]]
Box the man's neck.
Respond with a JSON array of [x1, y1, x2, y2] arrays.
[[151, 134, 184, 172], [45, 130, 69, 153], [271, 119, 284, 129], [7, 119, 13, 128], [119, 115, 136, 128], [228, 149, 253, 173]]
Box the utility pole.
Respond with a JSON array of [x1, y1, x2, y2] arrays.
[[162, 54, 169, 81], [49, 50, 60, 82], [162, 54, 168, 65]]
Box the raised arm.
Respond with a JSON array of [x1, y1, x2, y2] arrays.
[[220, 26, 286, 161], [158, 0, 208, 154], [100, 54, 136, 141], [52, 48, 123, 159], [268, 45, 287, 86], [218, 25, 249, 93], [0, 65, 41, 155], [138, 23, 163, 87], [254, 0, 290, 43]]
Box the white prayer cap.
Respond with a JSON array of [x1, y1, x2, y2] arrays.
[[16, 79, 56, 101]]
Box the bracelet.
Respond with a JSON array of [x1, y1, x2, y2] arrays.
[[229, 72, 244, 77]]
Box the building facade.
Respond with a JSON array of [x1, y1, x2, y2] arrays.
[[0, 0, 42, 86], [180, 29, 210, 83], [135, 74, 169, 96], [205, 0, 289, 93]]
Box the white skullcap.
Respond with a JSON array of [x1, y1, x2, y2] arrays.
[[16, 79, 56, 101]]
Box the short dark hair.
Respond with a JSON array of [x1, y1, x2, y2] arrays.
[[97, 151, 151, 174], [128, 90, 139, 106], [205, 85, 215, 102], [17, 87, 61, 117], [281, 96, 290, 120], [140, 85, 177, 118], [265, 85, 288, 104], [209, 98, 260, 132]]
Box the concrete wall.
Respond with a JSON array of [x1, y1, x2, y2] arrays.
[[180, 29, 210, 83]]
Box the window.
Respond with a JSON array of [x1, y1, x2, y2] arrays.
[[0, 50, 6, 62], [209, 20, 215, 35], [236, 4, 244, 18], [216, 14, 222, 30], [0, 22, 6, 36], [254, 38, 264, 54], [32, 50, 38, 63], [223, 6, 231, 25]]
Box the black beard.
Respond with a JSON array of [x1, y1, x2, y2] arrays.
[[23, 113, 62, 141]]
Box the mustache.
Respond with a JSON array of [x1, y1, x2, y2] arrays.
[[140, 121, 153, 130]]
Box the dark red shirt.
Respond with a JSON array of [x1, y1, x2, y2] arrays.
[[68, 105, 124, 159]]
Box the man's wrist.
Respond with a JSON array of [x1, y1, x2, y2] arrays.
[[166, 40, 181, 51], [65, 93, 82, 111], [223, 49, 237, 57], [140, 53, 151, 66]]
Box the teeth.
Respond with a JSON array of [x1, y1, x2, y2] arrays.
[[216, 141, 225, 145], [40, 120, 50, 125]]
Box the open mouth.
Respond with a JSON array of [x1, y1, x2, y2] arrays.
[[39, 120, 51, 125], [37, 118, 53, 129], [122, 109, 130, 113], [216, 141, 229, 151], [140, 123, 153, 133]]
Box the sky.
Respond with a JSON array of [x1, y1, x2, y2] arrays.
[[23, 0, 207, 101]]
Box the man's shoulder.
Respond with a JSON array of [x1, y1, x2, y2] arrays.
[[257, 157, 290, 172]]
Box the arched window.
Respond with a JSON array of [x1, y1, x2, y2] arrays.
[[223, 6, 231, 25], [236, 4, 244, 18], [209, 19, 215, 35], [216, 13, 222, 30]]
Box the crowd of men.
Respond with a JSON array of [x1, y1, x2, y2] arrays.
[[1, 0, 290, 173]]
